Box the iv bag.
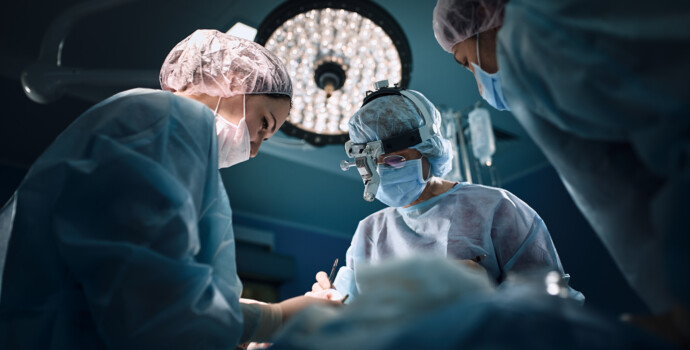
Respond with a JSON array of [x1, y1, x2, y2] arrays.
[[468, 107, 495, 166]]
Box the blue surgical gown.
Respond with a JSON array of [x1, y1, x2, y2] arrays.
[[0, 89, 248, 349], [497, 0, 690, 312], [334, 183, 583, 302]]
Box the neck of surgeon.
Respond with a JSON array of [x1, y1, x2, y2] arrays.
[[404, 177, 456, 208]]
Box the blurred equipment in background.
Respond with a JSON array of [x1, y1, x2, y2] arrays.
[[468, 106, 495, 167], [20, 0, 159, 104], [441, 103, 501, 187], [234, 226, 296, 303]]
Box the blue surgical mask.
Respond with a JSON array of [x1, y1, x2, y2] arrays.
[[375, 158, 430, 207], [472, 33, 510, 111]]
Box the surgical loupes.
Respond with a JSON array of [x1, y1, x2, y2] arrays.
[[342, 140, 382, 202]]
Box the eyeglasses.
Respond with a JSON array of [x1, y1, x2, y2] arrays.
[[381, 155, 407, 169]]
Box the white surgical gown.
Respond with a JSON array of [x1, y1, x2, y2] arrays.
[[0, 89, 254, 349], [334, 183, 583, 302], [497, 0, 690, 312]]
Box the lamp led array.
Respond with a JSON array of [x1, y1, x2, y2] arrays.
[[261, 6, 406, 143]]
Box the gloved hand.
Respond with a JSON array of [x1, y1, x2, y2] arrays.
[[312, 271, 332, 291], [306, 271, 346, 301], [277, 295, 342, 321]]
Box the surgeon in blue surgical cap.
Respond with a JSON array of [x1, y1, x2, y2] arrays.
[[0, 29, 335, 349], [433, 0, 690, 344], [310, 88, 583, 305]]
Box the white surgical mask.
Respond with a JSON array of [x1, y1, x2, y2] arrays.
[[214, 95, 250, 168]]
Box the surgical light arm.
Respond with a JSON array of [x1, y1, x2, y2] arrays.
[[20, 0, 159, 104]]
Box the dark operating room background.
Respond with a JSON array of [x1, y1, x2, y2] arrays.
[[0, 0, 647, 315]]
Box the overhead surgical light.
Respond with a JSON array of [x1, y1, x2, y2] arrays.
[[255, 0, 412, 146]]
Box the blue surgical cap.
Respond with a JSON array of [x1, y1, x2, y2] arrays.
[[348, 90, 453, 177]]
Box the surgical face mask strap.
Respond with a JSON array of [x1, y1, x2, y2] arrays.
[[215, 94, 251, 168], [215, 95, 246, 125], [214, 97, 222, 115], [476, 33, 481, 69]]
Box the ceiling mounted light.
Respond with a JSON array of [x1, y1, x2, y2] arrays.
[[256, 0, 412, 146]]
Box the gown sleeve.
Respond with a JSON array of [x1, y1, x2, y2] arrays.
[[491, 193, 584, 303], [52, 151, 244, 349], [48, 91, 246, 349], [495, 0, 688, 311], [333, 219, 372, 302]]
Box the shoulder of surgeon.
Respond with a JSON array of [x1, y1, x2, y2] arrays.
[[453, 182, 539, 215], [73, 88, 215, 140], [357, 205, 397, 228]]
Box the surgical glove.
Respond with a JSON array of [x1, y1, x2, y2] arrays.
[[311, 271, 333, 292], [307, 271, 347, 301], [305, 288, 345, 301]]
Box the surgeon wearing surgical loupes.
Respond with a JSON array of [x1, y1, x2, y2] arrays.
[[0, 29, 338, 349], [432, 0, 690, 342], [310, 81, 583, 304]]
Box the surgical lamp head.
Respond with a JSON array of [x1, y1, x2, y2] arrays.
[[341, 80, 453, 202]]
